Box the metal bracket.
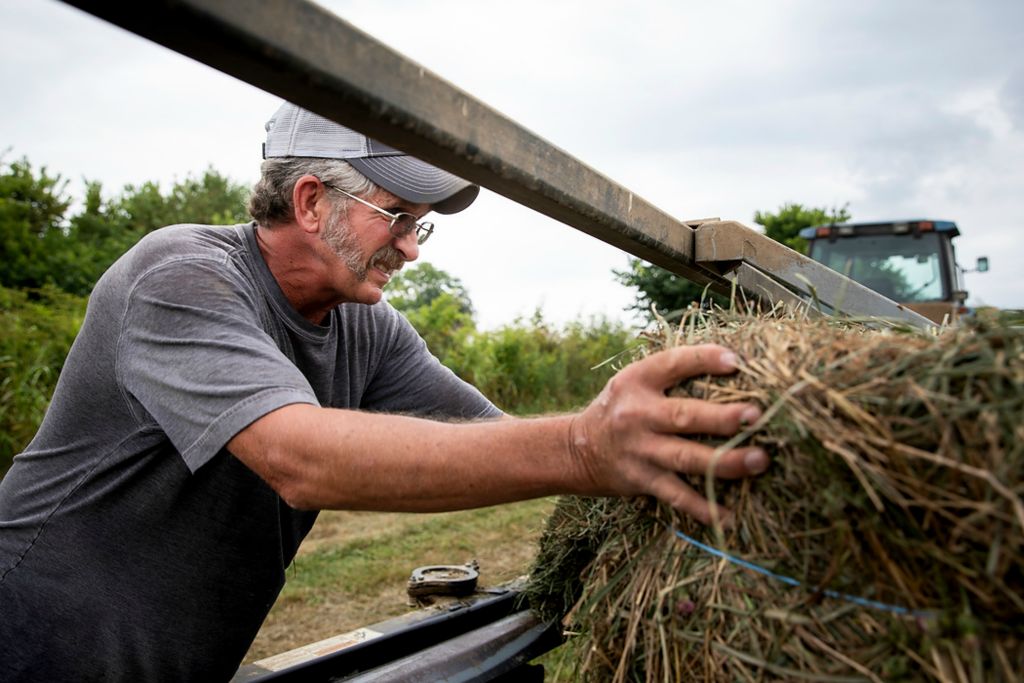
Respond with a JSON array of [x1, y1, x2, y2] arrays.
[[694, 221, 934, 327], [407, 562, 480, 598]]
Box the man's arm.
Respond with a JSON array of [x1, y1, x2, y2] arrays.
[[227, 344, 768, 524]]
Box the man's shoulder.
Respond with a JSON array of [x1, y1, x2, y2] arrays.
[[76, 224, 259, 324], [132, 223, 250, 264], [99, 223, 253, 290]]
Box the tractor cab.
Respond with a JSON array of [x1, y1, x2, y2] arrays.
[[800, 220, 988, 323]]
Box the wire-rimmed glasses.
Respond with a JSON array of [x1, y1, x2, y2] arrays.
[[323, 183, 434, 245]]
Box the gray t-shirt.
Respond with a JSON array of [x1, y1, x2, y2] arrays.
[[0, 223, 500, 681]]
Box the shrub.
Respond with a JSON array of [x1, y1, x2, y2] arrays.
[[444, 312, 635, 416], [0, 286, 85, 474]]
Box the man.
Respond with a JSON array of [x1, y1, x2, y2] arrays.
[[0, 102, 768, 680]]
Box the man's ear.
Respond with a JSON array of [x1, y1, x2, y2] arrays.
[[292, 175, 328, 235]]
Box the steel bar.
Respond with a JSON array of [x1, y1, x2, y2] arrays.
[[60, 0, 715, 289], [232, 590, 534, 682], [344, 611, 560, 683], [721, 263, 824, 314]]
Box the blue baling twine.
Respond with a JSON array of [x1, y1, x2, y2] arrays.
[[670, 526, 934, 619]]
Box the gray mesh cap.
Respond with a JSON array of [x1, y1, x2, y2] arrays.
[[263, 102, 479, 214]]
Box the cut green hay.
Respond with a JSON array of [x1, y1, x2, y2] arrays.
[[527, 308, 1024, 682]]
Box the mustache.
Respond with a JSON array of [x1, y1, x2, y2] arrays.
[[370, 246, 405, 274]]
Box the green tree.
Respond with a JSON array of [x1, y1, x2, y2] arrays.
[[0, 157, 70, 236], [401, 292, 477, 363], [106, 168, 249, 233], [59, 169, 250, 295], [166, 170, 252, 226], [50, 181, 139, 295], [613, 259, 718, 321], [753, 202, 851, 254], [0, 157, 250, 296], [0, 157, 72, 290], [383, 264, 632, 415], [386, 263, 477, 362], [386, 262, 474, 316]]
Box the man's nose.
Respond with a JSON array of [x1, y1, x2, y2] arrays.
[[392, 229, 420, 262]]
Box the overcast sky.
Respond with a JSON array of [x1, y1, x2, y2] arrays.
[[2, 0, 1021, 328]]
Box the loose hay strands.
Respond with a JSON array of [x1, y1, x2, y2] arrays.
[[527, 307, 1024, 682]]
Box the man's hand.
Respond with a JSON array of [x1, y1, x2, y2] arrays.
[[568, 343, 768, 524]]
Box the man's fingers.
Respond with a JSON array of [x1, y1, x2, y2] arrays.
[[628, 343, 740, 390], [650, 397, 762, 436], [645, 471, 731, 526], [642, 439, 768, 525], [648, 437, 770, 479]]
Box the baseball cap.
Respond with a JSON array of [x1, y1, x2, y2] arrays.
[[263, 102, 479, 214]]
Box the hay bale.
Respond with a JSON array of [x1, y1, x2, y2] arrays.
[[527, 309, 1023, 682]]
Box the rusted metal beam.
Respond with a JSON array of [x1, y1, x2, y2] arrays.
[[60, 0, 715, 289], [695, 221, 935, 326]]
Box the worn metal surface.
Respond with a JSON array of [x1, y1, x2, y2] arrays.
[[695, 221, 935, 326], [60, 0, 713, 288], [343, 611, 560, 683], [905, 301, 959, 325], [407, 563, 480, 598], [232, 589, 539, 682], [720, 263, 825, 314]]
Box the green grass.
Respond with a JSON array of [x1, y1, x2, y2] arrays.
[[0, 285, 85, 472], [282, 501, 554, 596], [246, 499, 558, 660], [246, 497, 624, 679]]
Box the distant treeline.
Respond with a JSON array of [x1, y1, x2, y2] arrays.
[[0, 157, 251, 295], [0, 157, 633, 475]]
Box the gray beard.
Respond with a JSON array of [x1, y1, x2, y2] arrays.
[[322, 205, 369, 280], [321, 204, 406, 283]]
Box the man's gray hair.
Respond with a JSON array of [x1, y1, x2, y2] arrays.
[[248, 157, 379, 226]]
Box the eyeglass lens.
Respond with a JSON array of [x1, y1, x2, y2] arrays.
[[391, 215, 433, 245]]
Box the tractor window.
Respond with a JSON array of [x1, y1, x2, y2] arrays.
[[811, 233, 945, 302]]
